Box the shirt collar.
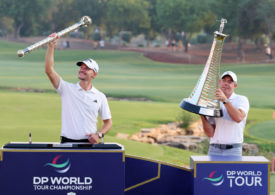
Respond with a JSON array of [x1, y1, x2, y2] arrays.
[[76, 82, 96, 93]]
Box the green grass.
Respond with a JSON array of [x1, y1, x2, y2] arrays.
[[0, 39, 275, 108], [0, 90, 274, 189], [0, 91, 198, 166], [0, 91, 182, 139], [272, 174, 275, 193], [244, 107, 275, 141], [249, 120, 275, 142], [0, 39, 274, 191], [1, 39, 274, 147], [1, 39, 275, 156], [243, 107, 275, 154]]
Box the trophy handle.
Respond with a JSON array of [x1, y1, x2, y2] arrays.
[[219, 18, 227, 33]]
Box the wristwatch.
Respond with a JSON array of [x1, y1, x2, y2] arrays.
[[97, 132, 104, 139], [223, 99, 230, 104]]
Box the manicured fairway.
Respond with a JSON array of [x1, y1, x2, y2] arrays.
[[0, 39, 274, 191], [0, 40, 275, 108]]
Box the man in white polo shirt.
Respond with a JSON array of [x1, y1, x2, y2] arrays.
[[45, 33, 112, 144], [200, 71, 249, 156]]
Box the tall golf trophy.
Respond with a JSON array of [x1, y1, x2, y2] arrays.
[[180, 18, 228, 117]]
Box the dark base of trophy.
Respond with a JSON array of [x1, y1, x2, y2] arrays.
[[180, 99, 223, 117]]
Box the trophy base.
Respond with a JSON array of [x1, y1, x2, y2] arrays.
[[180, 99, 223, 117]]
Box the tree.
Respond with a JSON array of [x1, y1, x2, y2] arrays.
[[106, 0, 150, 44], [0, 0, 50, 39], [256, 0, 275, 59], [46, 0, 76, 32], [210, 0, 274, 61], [143, 0, 162, 47], [155, 0, 215, 52], [0, 16, 14, 37], [210, 0, 258, 61], [71, 0, 106, 40]]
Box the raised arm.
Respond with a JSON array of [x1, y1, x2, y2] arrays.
[[216, 89, 246, 123], [45, 33, 61, 89]]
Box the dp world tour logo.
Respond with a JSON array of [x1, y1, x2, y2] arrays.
[[45, 155, 71, 173], [203, 171, 224, 186]]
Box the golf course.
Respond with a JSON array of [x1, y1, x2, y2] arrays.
[[0, 39, 275, 192]]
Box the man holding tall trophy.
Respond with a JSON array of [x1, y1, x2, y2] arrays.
[[180, 19, 249, 156], [200, 71, 249, 156]]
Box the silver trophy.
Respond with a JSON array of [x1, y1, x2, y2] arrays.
[[17, 16, 92, 57], [180, 19, 228, 117]]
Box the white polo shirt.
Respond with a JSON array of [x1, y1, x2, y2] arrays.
[[209, 93, 249, 144], [56, 79, 111, 140]]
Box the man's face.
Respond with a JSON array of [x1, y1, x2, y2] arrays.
[[78, 63, 97, 81], [219, 75, 237, 96]]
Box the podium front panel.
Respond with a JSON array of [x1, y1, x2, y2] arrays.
[[0, 143, 125, 195], [191, 156, 270, 195]]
